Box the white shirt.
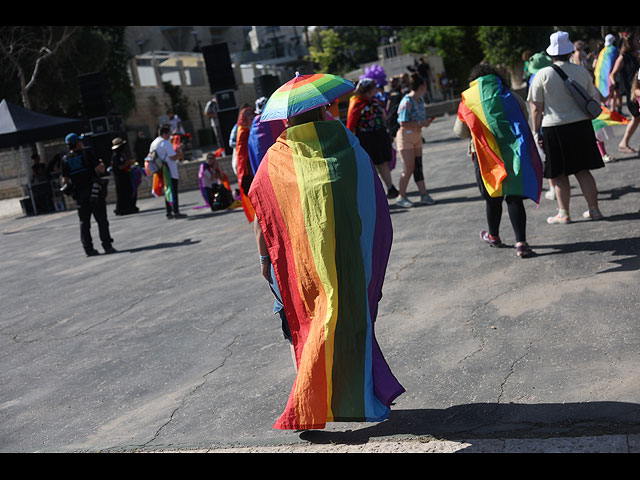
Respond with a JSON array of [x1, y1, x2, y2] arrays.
[[167, 115, 184, 134], [200, 166, 221, 188], [527, 61, 600, 127], [150, 136, 179, 179], [205, 100, 218, 128]]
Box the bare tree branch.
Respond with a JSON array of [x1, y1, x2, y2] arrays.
[[0, 26, 78, 109]]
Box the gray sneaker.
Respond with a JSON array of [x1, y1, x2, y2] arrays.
[[396, 197, 414, 208], [420, 193, 436, 205]]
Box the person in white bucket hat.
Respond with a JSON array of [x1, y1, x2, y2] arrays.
[[546, 31, 575, 56], [528, 30, 606, 224]]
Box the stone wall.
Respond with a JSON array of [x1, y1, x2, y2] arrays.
[[63, 154, 237, 211]]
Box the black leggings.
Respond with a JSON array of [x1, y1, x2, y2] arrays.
[[485, 196, 527, 243], [413, 156, 424, 183], [474, 155, 527, 243]]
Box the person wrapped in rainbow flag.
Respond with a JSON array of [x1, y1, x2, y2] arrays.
[[455, 64, 543, 258], [248, 73, 405, 430]]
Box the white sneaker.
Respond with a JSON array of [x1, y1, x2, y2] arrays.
[[420, 193, 436, 205], [545, 189, 555, 200], [583, 208, 603, 220], [396, 197, 414, 208]]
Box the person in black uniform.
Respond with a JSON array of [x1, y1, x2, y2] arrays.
[[61, 133, 116, 257], [111, 137, 139, 215]]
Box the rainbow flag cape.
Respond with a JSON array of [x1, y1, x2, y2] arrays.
[[235, 124, 256, 223], [248, 120, 404, 430], [248, 114, 286, 175], [592, 105, 629, 131], [346, 95, 369, 133], [594, 45, 618, 98], [458, 74, 543, 203]]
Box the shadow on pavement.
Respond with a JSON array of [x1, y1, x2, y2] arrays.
[[299, 401, 640, 446], [118, 238, 201, 253], [533, 234, 640, 273]]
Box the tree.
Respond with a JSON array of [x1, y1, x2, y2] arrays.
[[0, 26, 135, 119], [308, 26, 400, 74], [0, 26, 77, 110], [399, 26, 483, 92], [476, 26, 553, 68], [307, 28, 348, 73]]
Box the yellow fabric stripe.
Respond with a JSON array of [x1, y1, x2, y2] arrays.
[[287, 122, 339, 420]]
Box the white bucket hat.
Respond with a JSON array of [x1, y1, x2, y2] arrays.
[[604, 34, 616, 47], [546, 31, 574, 56]]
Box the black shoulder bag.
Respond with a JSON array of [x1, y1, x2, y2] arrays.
[[551, 64, 602, 119]]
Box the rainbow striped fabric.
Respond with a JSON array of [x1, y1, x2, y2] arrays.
[[248, 114, 286, 174], [151, 164, 175, 205], [594, 45, 618, 98], [248, 120, 404, 430], [592, 105, 629, 131], [260, 73, 355, 122], [458, 74, 543, 202]]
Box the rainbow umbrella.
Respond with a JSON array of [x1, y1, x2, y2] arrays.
[[260, 72, 355, 122]]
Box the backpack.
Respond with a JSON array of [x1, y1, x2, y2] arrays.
[[551, 64, 602, 119], [144, 148, 162, 174]]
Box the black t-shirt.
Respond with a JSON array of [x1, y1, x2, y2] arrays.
[[111, 151, 128, 178], [61, 148, 99, 190]]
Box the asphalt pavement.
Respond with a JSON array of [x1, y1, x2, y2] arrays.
[[1, 114, 639, 453]]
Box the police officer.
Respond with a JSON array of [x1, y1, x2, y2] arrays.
[[61, 133, 116, 257]]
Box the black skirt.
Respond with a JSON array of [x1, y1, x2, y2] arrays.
[[356, 129, 393, 165], [542, 119, 604, 179]]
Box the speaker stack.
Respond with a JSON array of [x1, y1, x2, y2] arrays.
[[202, 43, 238, 155], [77, 72, 124, 167], [254, 74, 280, 99]]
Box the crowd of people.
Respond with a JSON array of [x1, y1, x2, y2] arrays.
[[48, 28, 640, 432]]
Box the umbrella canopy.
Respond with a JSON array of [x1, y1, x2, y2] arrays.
[[260, 73, 355, 122], [0, 99, 87, 149]]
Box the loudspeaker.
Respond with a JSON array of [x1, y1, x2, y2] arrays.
[[254, 74, 280, 99], [202, 43, 237, 93], [217, 108, 239, 156], [77, 72, 113, 118]]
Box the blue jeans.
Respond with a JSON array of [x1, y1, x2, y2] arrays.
[[268, 264, 291, 342]]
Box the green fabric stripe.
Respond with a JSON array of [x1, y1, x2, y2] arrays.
[[478, 76, 522, 194], [314, 121, 367, 418]]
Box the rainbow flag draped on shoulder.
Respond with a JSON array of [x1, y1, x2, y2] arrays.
[[151, 164, 176, 205], [457, 74, 543, 203], [248, 120, 404, 430], [594, 45, 618, 98]]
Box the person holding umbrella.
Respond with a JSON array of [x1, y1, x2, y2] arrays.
[[248, 72, 405, 431]]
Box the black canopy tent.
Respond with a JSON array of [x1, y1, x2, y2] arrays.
[[0, 99, 87, 214]]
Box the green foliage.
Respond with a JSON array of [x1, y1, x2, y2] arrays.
[[308, 29, 346, 73], [162, 82, 191, 121], [399, 26, 483, 89], [476, 26, 554, 66], [307, 26, 399, 74]]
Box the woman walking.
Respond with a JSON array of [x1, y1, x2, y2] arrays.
[[347, 78, 399, 198], [528, 31, 605, 223], [455, 64, 542, 258], [394, 73, 435, 208]]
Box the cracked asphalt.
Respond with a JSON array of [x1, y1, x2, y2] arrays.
[[1, 114, 639, 453]]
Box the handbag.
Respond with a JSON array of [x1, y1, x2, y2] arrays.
[[551, 64, 602, 119]]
